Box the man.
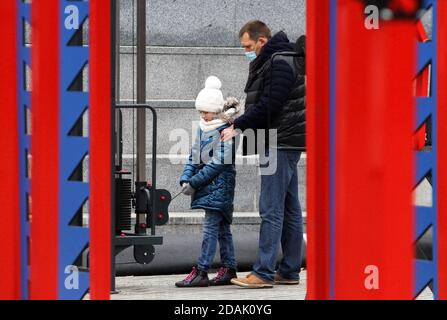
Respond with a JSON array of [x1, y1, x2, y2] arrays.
[[221, 20, 306, 288]]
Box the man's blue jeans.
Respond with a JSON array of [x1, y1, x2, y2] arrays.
[[253, 149, 303, 282], [198, 211, 237, 272]]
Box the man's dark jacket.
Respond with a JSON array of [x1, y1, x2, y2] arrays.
[[234, 31, 306, 155]]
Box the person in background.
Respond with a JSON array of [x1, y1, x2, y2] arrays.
[[222, 20, 306, 288]]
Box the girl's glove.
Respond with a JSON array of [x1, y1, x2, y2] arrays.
[[181, 183, 195, 196]]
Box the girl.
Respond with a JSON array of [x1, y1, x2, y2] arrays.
[[175, 76, 242, 288]]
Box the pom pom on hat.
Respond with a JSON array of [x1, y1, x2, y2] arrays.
[[195, 76, 225, 113], [205, 76, 222, 90]]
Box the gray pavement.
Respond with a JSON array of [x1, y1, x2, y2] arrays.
[[112, 271, 307, 300], [83, 270, 434, 300]]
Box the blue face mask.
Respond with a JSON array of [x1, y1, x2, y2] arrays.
[[245, 51, 257, 62]]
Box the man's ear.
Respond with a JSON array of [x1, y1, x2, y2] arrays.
[[258, 36, 268, 48]]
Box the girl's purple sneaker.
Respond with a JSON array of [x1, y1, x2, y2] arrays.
[[175, 266, 209, 288], [210, 266, 237, 286]]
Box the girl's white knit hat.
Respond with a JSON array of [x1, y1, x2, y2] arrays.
[[195, 76, 225, 113]]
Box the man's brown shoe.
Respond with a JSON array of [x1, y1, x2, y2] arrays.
[[274, 273, 300, 285], [230, 273, 274, 288]]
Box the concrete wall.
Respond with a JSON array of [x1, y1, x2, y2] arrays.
[[114, 1, 432, 214], [116, 0, 307, 213], [119, 0, 306, 47]]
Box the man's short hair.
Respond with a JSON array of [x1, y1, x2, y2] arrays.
[[239, 20, 272, 41]]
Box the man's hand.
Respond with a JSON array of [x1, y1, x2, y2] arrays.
[[221, 125, 239, 141]]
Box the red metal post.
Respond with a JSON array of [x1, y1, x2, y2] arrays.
[[89, 0, 112, 300], [413, 20, 429, 151], [333, 0, 415, 299], [0, 0, 21, 300], [29, 0, 60, 300], [413, 62, 429, 151], [437, 0, 447, 300], [306, 0, 332, 299]]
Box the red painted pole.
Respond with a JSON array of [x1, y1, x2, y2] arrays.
[[413, 20, 429, 151], [30, 0, 60, 300], [334, 0, 415, 299], [0, 0, 21, 300], [306, 0, 332, 299], [437, 0, 447, 300], [89, 0, 112, 300]]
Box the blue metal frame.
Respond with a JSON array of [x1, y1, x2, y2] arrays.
[[415, 0, 439, 299], [17, 0, 31, 300], [58, 0, 90, 299], [329, 0, 337, 300]]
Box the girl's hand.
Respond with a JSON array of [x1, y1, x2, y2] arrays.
[[182, 183, 195, 196]]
